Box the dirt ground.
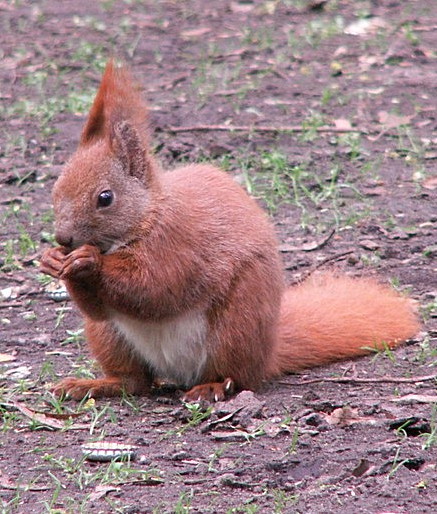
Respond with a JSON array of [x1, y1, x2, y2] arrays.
[[1, 1, 436, 513]]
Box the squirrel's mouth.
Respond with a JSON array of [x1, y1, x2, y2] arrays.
[[59, 237, 126, 255], [61, 239, 112, 255]]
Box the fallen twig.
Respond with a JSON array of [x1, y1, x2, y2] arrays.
[[310, 249, 355, 268], [390, 394, 437, 403], [279, 373, 437, 386], [285, 249, 355, 284], [0, 471, 49, 492], [280, 228, 336, 253], [165, 124, 372, 134], [412, 24, 437, 32], [3, 401, 89, 430]]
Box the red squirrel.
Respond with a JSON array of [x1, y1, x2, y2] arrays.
[[40, 61, 420, 402]]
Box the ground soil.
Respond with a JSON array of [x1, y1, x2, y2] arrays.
[[0, 1, 436, 513]]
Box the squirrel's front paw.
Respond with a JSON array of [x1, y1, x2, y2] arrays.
[[60, 244, 102, 281], [40, 246, 69, 278]]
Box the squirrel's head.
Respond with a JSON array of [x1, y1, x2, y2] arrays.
[[52, 61, 160, 254]]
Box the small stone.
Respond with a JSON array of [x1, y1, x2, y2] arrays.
[[359, 239, 380, 251]]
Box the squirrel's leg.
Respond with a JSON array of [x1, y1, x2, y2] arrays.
[[52, 320, 153, 400], [183, 262, 281, 402]]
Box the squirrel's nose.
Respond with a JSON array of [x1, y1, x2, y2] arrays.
[[55, 231, 73, 248]]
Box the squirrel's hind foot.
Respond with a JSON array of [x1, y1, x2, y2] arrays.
[[52, 377, 143, 400], [182, 378, 234, 403]]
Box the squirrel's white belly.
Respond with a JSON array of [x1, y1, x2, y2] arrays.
[[110, 309, 208, 387]]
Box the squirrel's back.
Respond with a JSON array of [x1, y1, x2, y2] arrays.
[[160, 163, 280, 253]]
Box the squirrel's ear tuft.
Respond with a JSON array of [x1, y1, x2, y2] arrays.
[[111, 121, 155, 185], [80, 60, 149, 147], [80, 60, 116, 145]]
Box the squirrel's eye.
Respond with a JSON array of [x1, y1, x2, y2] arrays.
[[97, 190, 114, 208]]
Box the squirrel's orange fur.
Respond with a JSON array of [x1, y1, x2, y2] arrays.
[[40, 61, 419, 402]]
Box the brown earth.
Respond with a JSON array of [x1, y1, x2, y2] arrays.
[[1, 1, 436, 513]]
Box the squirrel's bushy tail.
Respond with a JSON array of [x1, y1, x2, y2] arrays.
[[271, 274, 420, 375]]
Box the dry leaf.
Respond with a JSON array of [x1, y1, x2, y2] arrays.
[[358, 55, 382, 71], [230, 2, 255, 13], [325, 407, 376, 427], [422, 176, 437, 190], [367, 87, 385, 95], [361, 186, 387, 197], [88, 485, 119, 502], [334, 118, 352, 130], [378, 111, 412, 129], [264, 98, 295, 106], [0, 353, 16, 363], [181, 27, 211, 38], [4, 365, 31, 380], [334, 46, 347, 57], [345, 17, 387, 36], [1, 287, 17, 300], [11, 401, 89, 430]]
